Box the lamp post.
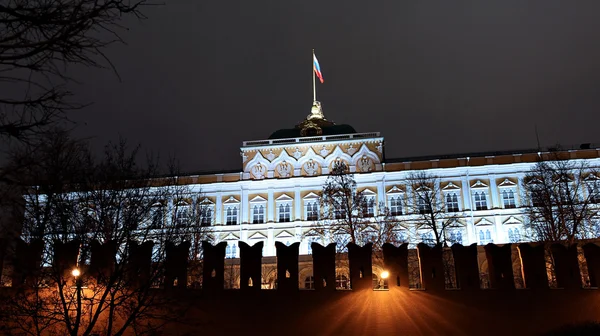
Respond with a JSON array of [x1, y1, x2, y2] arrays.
[[72, 267, 82, 335]]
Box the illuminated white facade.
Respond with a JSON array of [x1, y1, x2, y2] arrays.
[[182, 101, 600, 260]]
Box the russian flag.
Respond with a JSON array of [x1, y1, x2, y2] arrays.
[[313, 53, 324, 83]]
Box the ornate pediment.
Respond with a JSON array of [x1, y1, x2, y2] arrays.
[[249, 195, 267, 203], [223, 196, 240, 204], [248, 232, 268, 240], [387, 185, 404, 194], [498, 179, 517, 188], [275, 230, 294, 239], [442, 182, 461, 191], [471, 180, 488, 189], [222, 232, 240, 241], [276, 194, 293, 202], [475, 218, 494, 226], [503, 216, 523, 225]]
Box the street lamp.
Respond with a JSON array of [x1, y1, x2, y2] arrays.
[[71, 268, 81, 278], [380, 270, 389, 279]]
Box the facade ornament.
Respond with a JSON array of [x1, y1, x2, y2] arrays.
[[304, 160, 319, 176], [241, 151, 248, 163], [376, 142, 383, 154], [251, 164, 266, 179], [307, 101, 324, 120], [358, 156, 374, 172], [266, 149, 276, 162], [293, 147, 302, 160], [347, 144, 356, 156], [276, 161, 292, 178], [320, 145, 329, 157]]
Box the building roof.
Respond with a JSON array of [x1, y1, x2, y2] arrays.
[[268, 100, 357, 139]]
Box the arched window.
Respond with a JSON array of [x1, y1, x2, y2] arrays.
[[474, 192, 488, 210], [252, 205, 265, 224], [446, 193, 460, 212], [508, 228, 521, 243], [336, 274, 349, 290], [306, 202, 319, 221], [226, 207, 238, 225], [450, 230, 463, 245], [304, 276, 314, 289], [390, 196, 402, 216], [502, 190, 516, 209], [278, 203, 291, 222]]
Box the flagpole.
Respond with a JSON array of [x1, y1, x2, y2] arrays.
[[312, 49, 316, 102]]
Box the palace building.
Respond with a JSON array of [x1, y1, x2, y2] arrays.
[[188, 101, 599, 260], [15, 100, 600, 290]]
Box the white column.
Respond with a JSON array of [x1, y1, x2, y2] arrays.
[[295, 187, 302, 221], [461, 176, 476, 244], [268, 188, 274, 222], [377, 178, 385, 216], [488, 174, 500, 209], [215, 192, 223, 225], [267, 228, 274, 256], [241, 187, 249, 224]]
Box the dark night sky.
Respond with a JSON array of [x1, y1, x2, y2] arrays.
[[68, 0, 600, 173]]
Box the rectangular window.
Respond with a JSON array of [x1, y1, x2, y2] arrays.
[[445, 193, 460, 212], [200, 206, 213, 226], [278, 203, 291, 222], [417, 195, 431, 214], [334, 204, 345, 220], [473, 192, 488, 211], [150, 206, 164, 229], [252, 204, 265, 224], [389, 196, 402, 216], [175, 207, 190, 227], [502, 190, 516, 209], [508, 228, 520, 243], [226, 206, 238, 225], [226, 243, 237, 258], [364, 197, 375, 217], [306, 201, 319, 221], [478, 229, 493, 245]]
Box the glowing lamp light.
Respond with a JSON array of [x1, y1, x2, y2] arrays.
[[71, 268, 81, 278], [380, 270, 389, 279]]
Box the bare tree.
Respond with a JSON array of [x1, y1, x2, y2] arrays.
[[0, 131, 211, 336], [522, 156, 600, 245], [404, 172, 464, 247], [0, 0, 148, 142], [309, 162, 405, 252]]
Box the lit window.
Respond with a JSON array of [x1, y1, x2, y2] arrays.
[[306, 201, 319, 221], [252, 205, 265, 224], [304, 276, 314, 289], [363, 197, 375, 217], [336, 274, 350, 290], [508, 228, 521, 243], [417, 194, 432, 214], [150, 206, 164, 229], [175, 206, 190, 227], [200, 205, 213, 226], [226, 243, 237, 258], [446, 193, 460, 212], [449, 230, 463, 245], [278, 203, 291, 222], [473, 192, 488, 211], [334, 204, 345, 220], [588, 183, 600, 203], [421, 232, 435, 246], [225, 206, 238, 225], [389, 196, 402, 216], [478, 229, 493, 245], [502, 190, 516, 209]]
